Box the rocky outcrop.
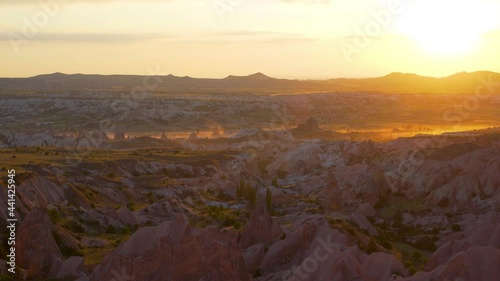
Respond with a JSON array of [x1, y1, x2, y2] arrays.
[[361, 252, 407, 281], [425, 175, 481, 210], [297, 117, 321, 131], [356, 202, 376, 217], [212, 127, 222, 138], [90, 216, 250, 281], [16, 175, 66, 211], [17, 207, 63, 279], [349, 214, 379, 237], [403, 246, 500, 281], [257, 215, 406, 281], [114, 131, 126, 140], [160, 131, 168, 140], [324, 175, 342, 213], [238, 196, 283, 248], [426, 222, 500, 271], [189, 132, 198, 140], [55, 256, 88, 280], [243, 243, 266, 272]]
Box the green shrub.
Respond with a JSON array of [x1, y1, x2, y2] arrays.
[[106, 225, 117, 234], [47, 209, 60, 223]]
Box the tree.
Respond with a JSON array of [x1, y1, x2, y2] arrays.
[[248, 185, 257, 207], [237, 179, 245, 198], [271, 176, 279, 188], [367, 238, 378, 253], [266, 187, 273, 213], [238, 179, 257, 207]]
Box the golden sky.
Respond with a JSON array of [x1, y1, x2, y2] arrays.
[[1, 0, 500, 78]]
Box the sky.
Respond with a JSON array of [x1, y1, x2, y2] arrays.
[[1, 0, 500, 79]]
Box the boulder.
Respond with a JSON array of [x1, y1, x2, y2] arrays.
[[425, 175, 481, 210], [406, 246, 500, 281], [238, 196, 283, 248], [243, 243, 266, 272], [17, 207, 63, 279], [361, 252, 407, 281], [297, 117, 321, 131], [356, 202, 376, 217], [56, 256, 88, 280], [90, 216, 250, 281], [349, 214, 379, 237]]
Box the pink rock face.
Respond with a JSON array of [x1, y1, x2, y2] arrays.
[[243, 243, 266, 272], [260, 215, 375, 281], [17, 207, 63, 279], [361, 252, 407, 281], [426, 222, 500, 271], [425, 175, 481, 210], [324, 176, 342, 212], [356, 202, 376, 217], [16, 175, 65, 210], [90, 216, 251, 281], [260, 221, 318, 271], [405, 246, 500, 281], [349, 214, 379, 237], [56, 256, 88, 280], [239, 197, 283, 249]]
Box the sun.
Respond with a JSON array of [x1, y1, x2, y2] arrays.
[[398, 0, 494, 56]]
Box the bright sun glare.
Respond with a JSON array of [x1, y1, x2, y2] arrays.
[[400, 0, 494, 56]]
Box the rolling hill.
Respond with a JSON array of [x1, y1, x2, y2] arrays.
[[0, 71, 499, 94]]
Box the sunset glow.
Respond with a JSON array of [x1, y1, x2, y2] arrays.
[[1, 0, 500, 78], [398, 0, 497, 56]]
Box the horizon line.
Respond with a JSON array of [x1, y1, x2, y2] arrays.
[[0, 70, 498, 81]]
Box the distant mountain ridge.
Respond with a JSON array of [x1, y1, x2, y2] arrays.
[[0, 71, 499, 94]]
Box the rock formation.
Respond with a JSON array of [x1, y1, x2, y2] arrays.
[[238, 194, 283, 248], [17, 208, 63, 279], [160, 131, 168, 140], [297, 117, 321, 131], [114, 131, 126, 140], [189, 132, 198, 140], [90, 216, 251, 281]]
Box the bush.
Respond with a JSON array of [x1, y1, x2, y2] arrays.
[[66, 220, 84, 233], [266, 188, 273, 213], [366, 238, 378, 253], [281, 233, 287, 240], [379, 239, 392, 250], [412, 237, 436, 252], [451, 224, 461, 232], [126, 203, 135, 211], [374, 196, 388, 209], [47, 209, 60, 223], [106, 225, 117, 234], [413, 250, 422, 261], [272, 176, 279, 188]]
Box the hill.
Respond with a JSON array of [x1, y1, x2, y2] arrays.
[[0, 71, 499, 94]]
